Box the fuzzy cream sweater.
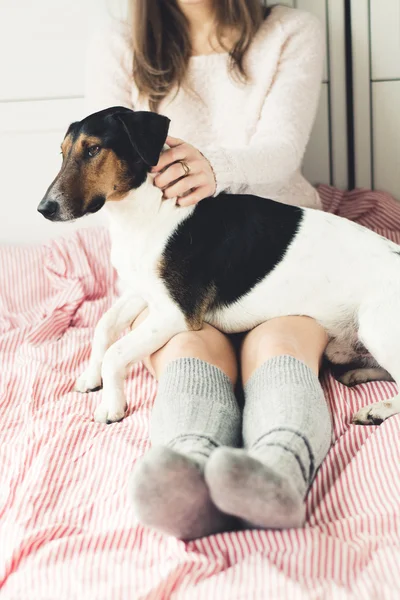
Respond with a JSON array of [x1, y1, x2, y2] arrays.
[[85, 6, 325, 208]]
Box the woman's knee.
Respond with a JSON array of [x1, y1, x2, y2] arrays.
[[149, 324, 238, 383], [241, 316, 328, 383]]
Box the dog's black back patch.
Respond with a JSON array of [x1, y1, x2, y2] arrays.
[[160, 193, 303, 323]]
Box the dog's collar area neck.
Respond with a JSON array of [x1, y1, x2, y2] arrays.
[[105, 175, 182, 219], [134, 175, 185, 213]]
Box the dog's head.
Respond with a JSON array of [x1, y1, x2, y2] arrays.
[[37, 107, 170, 221]]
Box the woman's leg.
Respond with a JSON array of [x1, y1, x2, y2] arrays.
[[130, 316, 241, 540], [206, 316, 332, 529]]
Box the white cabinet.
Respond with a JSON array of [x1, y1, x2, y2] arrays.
[[370, 0, 400, 80], [372, 82, 400, 196], [351, 0, 400, 199], [302, 83, 331, 187]]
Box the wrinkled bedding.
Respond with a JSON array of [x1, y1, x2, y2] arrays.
[[1, 186, 400, 599]]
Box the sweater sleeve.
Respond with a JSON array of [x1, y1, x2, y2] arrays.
[[198, 10, 325, 196], [84, 21, 134, 115]]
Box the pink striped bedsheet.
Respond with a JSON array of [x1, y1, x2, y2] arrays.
[[1, 186, 400, 600]]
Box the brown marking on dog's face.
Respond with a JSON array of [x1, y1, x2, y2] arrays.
[[74, 134, 134, 206], [41, 132, 137, 221]]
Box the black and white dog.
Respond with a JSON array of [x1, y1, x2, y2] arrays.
[[38, 107, 400, 426]]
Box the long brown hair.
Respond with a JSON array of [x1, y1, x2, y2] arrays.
[[131, 1, 272, 111]]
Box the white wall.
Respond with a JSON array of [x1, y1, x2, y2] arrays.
[[0, 0, 126, 244]]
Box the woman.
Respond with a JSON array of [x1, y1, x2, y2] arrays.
[[86, 0, 332, 539]]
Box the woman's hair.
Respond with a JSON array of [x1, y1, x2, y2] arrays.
[[131, 1, 272, 111]]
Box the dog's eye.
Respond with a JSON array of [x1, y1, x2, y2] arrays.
[[87, 145, 101, 158]]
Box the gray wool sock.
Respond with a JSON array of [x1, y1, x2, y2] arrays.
[[129, 358, 242, 540], [205, 355, 332, 530]]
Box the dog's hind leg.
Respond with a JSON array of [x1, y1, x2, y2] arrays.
[[352, 298, 400, 425], [329, 360, 393, 387], [326, 335, 393, 387], [338, 367, 393, 387]]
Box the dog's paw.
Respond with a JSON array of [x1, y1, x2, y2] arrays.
[[94, 397, 127, 424], [338, 367, 393, 387], [352, 401, 395, 426], [75, 368, 102, 393], [338, 370, 366, 387]]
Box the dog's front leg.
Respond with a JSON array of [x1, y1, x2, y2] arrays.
[[93, 304, 188, 424], [75, 292, 146, 393]]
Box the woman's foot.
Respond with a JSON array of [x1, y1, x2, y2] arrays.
[[205, 447, 305, 529], [129, 446, 236, 540]]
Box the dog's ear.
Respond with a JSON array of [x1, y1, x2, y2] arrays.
[[114, 111, 170, 167]]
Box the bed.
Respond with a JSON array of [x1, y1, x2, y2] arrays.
[[1, 186, 399, 599]]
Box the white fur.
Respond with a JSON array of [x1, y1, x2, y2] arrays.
[[77, 176, 400, 425], [79, 176, 194, 423]]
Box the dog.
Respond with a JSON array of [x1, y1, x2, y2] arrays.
[[38, 106, 400, 427]]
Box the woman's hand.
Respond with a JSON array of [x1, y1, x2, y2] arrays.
[[152, 136, 216, 207]]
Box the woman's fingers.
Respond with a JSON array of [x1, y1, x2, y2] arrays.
[[177, 186, 211, 207], [154, 162, 188, 189], [155, 159, 204, 189], [152, 143, 190, 173], [151, 136, 216, 206], [163, 174, 204, 199], [165, 136, 184, 147]]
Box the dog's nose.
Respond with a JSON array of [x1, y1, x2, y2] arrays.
[[37, 199, 59, 219]]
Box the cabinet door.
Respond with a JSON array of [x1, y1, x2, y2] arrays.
[[372, 82, 400, 196], [370, 0, 400, 80], [303, 84, 331, 187], [351, 0, 400, 199]]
